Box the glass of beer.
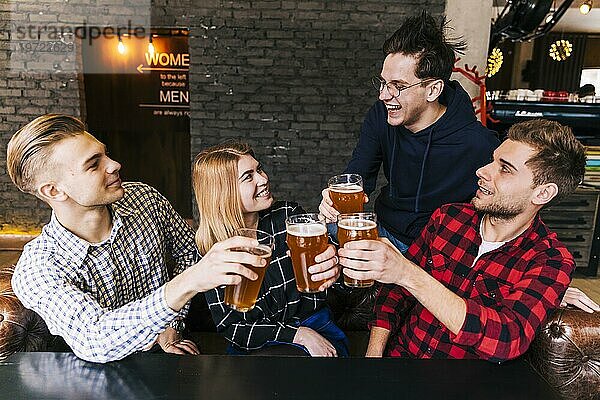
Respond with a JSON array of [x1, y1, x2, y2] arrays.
[[328, 174, 365, 214], [337, 212, 377, 288], [224, 228, 274, 312], [286, 214, 329, 293]]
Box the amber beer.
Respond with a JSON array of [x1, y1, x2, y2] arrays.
[[328, 174, 365, 214], [337, 212, 378, 288], [286, 214, 329, 293], [224, 229, 274, 312]]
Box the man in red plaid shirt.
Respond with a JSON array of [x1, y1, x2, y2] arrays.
[[338, 119, 586, 362]]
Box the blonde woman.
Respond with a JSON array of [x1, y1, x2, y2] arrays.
[[194, 141, 348, 356]]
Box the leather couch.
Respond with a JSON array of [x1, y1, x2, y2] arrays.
[[0, 267, 52, 358], [528, 308, 600, 400], [1, 263, 599, 399]]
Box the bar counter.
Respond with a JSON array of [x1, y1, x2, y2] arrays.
[[0, 352, 559, 399]]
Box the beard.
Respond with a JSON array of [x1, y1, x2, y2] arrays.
[[471, 195, 527, 220]]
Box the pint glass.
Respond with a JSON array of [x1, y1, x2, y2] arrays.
[[337, 212, 377, 288], [286, 214, 329, 293], [328, 174, 365, 214], [224, 228, 274, 312]]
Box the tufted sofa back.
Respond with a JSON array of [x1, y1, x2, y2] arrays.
[[528, 308, 600, 400], [0, 266, 51, 359], [327, 284, 379, 331]]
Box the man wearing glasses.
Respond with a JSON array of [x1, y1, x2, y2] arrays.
[[319, 12, 499, 252], [320, 12, 598, 319]]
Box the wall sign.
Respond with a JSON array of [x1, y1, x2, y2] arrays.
[[81, 31, 192, 218]]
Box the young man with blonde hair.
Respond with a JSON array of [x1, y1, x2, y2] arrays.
[[7, 114, 265, 363], [338, 119, 587, 362]]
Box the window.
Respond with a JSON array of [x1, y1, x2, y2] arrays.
[[580, 69, 600, 96]]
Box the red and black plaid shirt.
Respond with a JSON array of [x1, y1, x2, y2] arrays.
[[371, 203, 574, 363]]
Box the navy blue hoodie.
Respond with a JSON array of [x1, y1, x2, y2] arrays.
[[345, 80, 500, 245]]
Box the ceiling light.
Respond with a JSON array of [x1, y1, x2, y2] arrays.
[[147, 36, 155, 55], [580, 0, 593, 14], [549, 39, 573, 61], [117, 38, 125, 54], [486, 48, 504, 77]]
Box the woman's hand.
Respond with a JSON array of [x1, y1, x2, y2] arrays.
[[287, 244, 341, 291], [309, 244, 341, 291], [293, 327, 337, 357]]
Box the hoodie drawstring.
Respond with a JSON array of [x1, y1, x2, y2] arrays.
[[414, 127, 434, 213], [389, 133, 399, 195]]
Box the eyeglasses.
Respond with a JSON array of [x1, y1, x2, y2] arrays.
[[371, 77, 436, 99]]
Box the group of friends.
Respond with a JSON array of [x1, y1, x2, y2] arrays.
[[6, 12, 599, 363]]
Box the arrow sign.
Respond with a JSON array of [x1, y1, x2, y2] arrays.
[[137, 64, 189, 73]]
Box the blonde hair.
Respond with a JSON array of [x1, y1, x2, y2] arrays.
[[7, 114, 85, 194], [193, 141, 255, 255]]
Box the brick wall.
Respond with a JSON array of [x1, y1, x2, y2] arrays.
[[188, 0, 445, 214], [0, 1, 81, 229], [0, 0, 187, 230], [0, 0, 445, 230]]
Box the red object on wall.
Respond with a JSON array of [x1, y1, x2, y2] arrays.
[[452, 58, 498, 127]]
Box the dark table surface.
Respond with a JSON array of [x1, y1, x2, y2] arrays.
[[0, 352, 559, 400]]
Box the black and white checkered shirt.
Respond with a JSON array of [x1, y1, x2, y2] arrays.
[[12, 182, 198, 362], [205, 201, 328, 350]]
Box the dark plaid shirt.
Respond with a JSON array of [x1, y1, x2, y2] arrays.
[[371, 203, 574, 362], [205, 201, 328, 350]]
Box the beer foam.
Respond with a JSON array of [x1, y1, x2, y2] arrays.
[[254, 244, 273, 257], [231, 245, 272, 258], [330, 184, 363, 194], [338, 219, 377, 231], [287, 223, 327, 237]]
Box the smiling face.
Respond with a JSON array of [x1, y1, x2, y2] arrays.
[[49, 133, 124, 208], [237, 154, 273, 215], [379, 53, 436, 131], [471, 139, 540, 220]]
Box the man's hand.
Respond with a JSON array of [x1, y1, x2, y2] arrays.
[[293, 327, 337, 357], [338, 237, 406, 285], [309, 244, 340, 291], [318, 188, 339, 223], [318, 188, 369, 223], [561, 287, 600, 313], [165, 236, 264, 311], [157, 327, 200, 355], [341, 238, 467, 335], [191, 236, 264, 293]]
